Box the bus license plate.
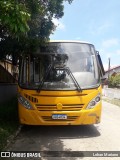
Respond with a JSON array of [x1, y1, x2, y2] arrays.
[[52, 114, 67, 119]]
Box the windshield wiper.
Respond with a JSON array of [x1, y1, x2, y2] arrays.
[[65, 67, 82, 92], [37, 65, 82, 93], [37, 64, 52, 93], [54, 67, 82, 92]]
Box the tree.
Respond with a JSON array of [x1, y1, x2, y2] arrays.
[[109, 74, 120, 88], [0, 0, 31, 60], [0, 0, 30, 37], [0, 0, 73, 60]]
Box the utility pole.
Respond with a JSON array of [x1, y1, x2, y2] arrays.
[[108, 57, 111, 80]]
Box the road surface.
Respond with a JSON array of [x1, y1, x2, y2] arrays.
[[7, 101, 120, 160]]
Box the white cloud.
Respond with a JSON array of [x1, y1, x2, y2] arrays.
[[100, 39, 120, 58], [97, 23, 111, 34], [98, 39, 120, 70], [103, 63, 109, 71], [102, 38, 120, 48], [52, 18, 65, 30], [103, 63, 117, 71], [116, 49, 120, 55], [90, 22, 112, 35], [99, 49, 112, 58]]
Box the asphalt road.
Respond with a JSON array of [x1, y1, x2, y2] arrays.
[[7, 101, 120, 160]]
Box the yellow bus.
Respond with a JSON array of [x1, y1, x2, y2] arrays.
[[18, 41, 104, 125]]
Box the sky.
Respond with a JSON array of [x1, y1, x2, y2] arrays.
[[50, 0, 120, 71]]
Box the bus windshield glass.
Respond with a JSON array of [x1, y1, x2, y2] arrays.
[[19, 42, 100, 90]]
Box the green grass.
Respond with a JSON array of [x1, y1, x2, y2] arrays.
[[0, 97, 19, 151], [103, 97, 120, 107]]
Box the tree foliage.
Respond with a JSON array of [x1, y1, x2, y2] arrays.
[[109, 74, 120, 87], [0, 0, 30, 37], [0, 0, 73, 61]]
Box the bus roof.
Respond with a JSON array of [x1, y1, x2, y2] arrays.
[[49, 40, 93, 45], [34, 40, 95, 55]]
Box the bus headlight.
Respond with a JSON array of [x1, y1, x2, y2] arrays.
[[18, 94, 34, 110], [86, 93, 101, 109]]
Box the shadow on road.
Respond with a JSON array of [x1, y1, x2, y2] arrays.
[[8, 125, 101, 160], [21, 124, 100, 139]]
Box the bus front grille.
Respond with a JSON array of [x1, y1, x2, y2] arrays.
[[42, 116, 79, 121], [35, 104, 84, 111]]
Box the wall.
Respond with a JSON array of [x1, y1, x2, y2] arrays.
[[0, 60, 12, 75], [0, 84, 17, 103], [0, 65, 16, 83], [103, 87, 120, 100]]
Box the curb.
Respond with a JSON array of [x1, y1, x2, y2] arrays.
[[102, 97, 120, 107]]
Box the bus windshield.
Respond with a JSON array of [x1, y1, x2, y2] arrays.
[[19, 42, 100, 90]]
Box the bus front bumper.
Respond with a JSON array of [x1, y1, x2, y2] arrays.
[[18, 103, 101, 125]]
